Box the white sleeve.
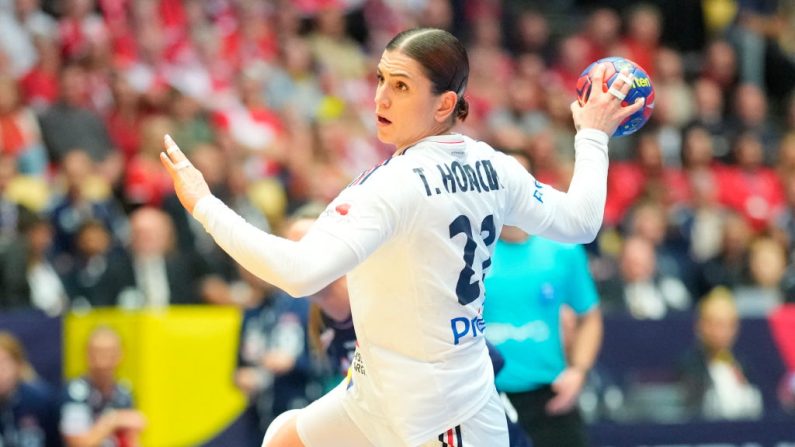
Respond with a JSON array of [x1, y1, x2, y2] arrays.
[[193, 183, 398, 297], [504, 128, 609, 243]]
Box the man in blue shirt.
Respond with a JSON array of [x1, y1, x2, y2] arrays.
[[484, 221, 602, 447], [60, 327, 145, 447]]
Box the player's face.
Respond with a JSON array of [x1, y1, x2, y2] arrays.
[[374, 50, 444, 151]]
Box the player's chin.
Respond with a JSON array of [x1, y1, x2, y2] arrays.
[[375, 128, 394, 145]]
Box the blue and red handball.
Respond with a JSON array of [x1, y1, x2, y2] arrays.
[[576, 57, 655, 137]]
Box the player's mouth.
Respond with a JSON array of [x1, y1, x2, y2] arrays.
[[377, 114, 392, 126]]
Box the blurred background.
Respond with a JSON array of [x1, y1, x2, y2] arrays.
[[0, 0, 793, 446]]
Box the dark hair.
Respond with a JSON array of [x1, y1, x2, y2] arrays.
[[386, 28, 470, 122]]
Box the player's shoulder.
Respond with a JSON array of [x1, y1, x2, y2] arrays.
[[345, 154, 425, 197]]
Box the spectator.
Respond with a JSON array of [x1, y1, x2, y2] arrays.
[[0, 4, 37, 79], [733, 237, 787, 316], [701, 40, 739, 100], [19, 36, 61, 112], [729, 83, 781, 162], [695, 211, 754, 299], [679, 287, 763, 421], [653, 48, 695, 131], [0, 208, 67, 316], [122, 115, 175, 208], [0, 331, 60, 447], [60, 327, 146, 447], [602, 236, 691, 319], [621, 3, 662, 79], [212, 67, 286, 180], [103, 207, 213, 308], [59, 219, 117, 308], [486, 77, 548, 150], [625, 200, 690, 286], [508, 9, 555, 62], [165, 87, 215, 157], [57, 0, 109, 64], [580, 8, 622, 63], [687, 78, 732, 160], [13, 0, 57, 41], [263, 36, 325, 121], [604, 132, 689, 227], [718, 131, 784, 231], [38, 64, 119, 171], [104, 73, 144, 164], [673, 170, 727, 265], [306, 1, 368, 83], [0, 75, 48, 176], [670, 125, 729, 264], [47, 149, 127, 263]]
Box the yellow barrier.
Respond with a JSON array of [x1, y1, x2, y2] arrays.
[[64, 306, 247, 447]]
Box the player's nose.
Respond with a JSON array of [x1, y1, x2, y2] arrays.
[[374, 84, 390, 108]]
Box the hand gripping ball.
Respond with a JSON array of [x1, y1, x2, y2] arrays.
[[576, 57, 655, 137]]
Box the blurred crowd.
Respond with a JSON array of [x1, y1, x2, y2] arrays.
[[0, 0, 793, 317], [0, 0, 794, 444]]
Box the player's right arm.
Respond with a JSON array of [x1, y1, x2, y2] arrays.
[[161, 135, 400, 297]]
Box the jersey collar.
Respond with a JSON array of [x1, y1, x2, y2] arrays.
[[399, 133, 466, 156]]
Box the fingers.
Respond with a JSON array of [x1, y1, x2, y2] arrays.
[[617, 97, 646, 120], [161, 134, 197, 174], [614, 69, 634, 98], [160, 151, 176, 175], [163, 134, 188, 164], [591, 62, 607, 90]]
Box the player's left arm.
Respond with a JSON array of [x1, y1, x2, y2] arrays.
[[502, 129, 609, 243]]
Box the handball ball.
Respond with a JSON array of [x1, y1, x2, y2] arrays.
[[576, 57, 655, 137]]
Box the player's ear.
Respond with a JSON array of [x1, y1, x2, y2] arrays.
[[434, 91, 457, 123]]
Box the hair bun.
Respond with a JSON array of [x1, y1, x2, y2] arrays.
[[456, 97, 469, 122]]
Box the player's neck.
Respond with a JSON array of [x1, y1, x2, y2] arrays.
[[394, 127, 457, 155]]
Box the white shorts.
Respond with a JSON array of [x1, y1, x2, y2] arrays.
[[296, 382, 508, 447]]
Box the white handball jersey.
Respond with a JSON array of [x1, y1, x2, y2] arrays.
[[193, 129, 609, 446]]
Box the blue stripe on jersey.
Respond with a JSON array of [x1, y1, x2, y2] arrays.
[[349, 156, 393, 187]]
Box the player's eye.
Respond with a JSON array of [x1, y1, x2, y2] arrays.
[[376, 73, 384, 83], [396, 81, 408, 91]]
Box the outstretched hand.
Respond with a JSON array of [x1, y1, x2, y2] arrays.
[[571, 62, 645, 136], [160, 135, 211, 214]]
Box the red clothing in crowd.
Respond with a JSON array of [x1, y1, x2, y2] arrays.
[[716, 166, 785, 231], [604, 162, 690, 226], [20, 68, 59, 109]]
